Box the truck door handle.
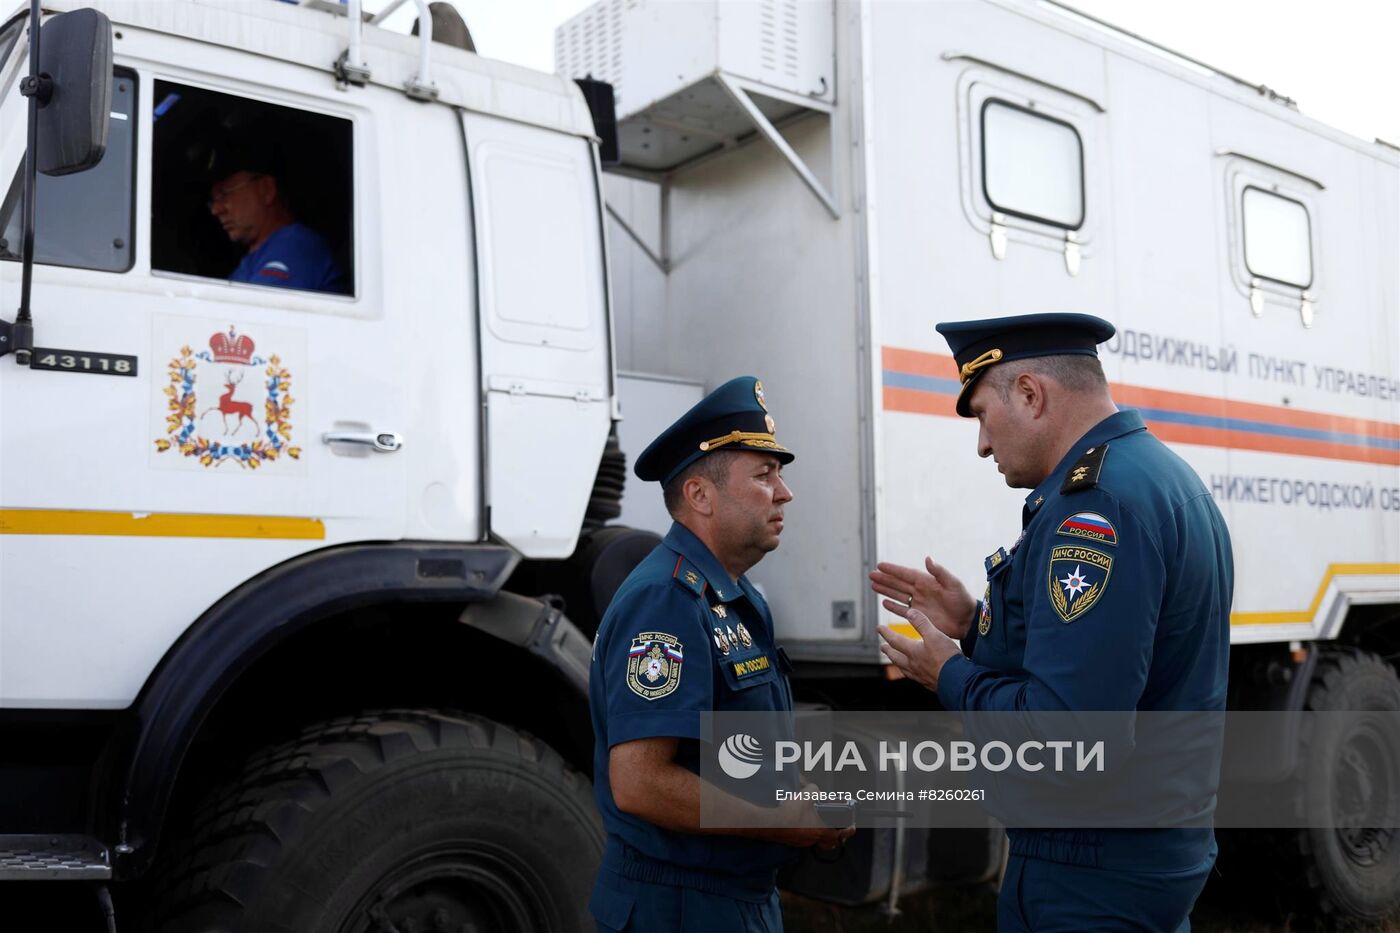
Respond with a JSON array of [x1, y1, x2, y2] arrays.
[[321, 430, 404, 452]]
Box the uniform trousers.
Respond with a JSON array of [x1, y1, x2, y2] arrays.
[[589, 839, 783, 932], [997, 847, 1214, 932]]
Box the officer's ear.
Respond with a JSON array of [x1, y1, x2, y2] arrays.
[[1014, 372, 1049, 419], [682, 474, 715, 517]]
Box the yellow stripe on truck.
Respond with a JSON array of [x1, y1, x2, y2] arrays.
[[0, 508, 325, 540], [1228, 563, 1400, 626]]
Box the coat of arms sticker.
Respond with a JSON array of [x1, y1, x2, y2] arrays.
[[150, 316, 307, 472]]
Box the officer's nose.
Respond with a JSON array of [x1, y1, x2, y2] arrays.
[[774, 472, 793, 504], [977, 422, 993, 459]]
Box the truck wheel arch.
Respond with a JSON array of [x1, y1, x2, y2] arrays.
[[110, 541, 519, 877]]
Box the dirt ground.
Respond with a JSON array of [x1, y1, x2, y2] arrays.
[[781, 874, 1400, 932], [3, 876, 1398, 930]]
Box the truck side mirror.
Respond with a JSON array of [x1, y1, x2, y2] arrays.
[[34, 8, 113, 176]]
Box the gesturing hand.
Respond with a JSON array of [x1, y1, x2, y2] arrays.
[[869, 558, 976, 640], [877, 607, 963, 693]]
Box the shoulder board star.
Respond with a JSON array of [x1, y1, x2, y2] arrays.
[[1061, 443, 1109, 494], [671, 556, 707, 595]]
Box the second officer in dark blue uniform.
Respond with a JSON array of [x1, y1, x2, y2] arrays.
[[872, 314, 1233, 932], [588, 376, 852, 933]]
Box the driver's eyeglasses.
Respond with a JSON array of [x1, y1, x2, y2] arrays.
[[207, 174, 264, 209]]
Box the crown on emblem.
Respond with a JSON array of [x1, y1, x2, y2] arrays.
[[209, 326, 255, 365]]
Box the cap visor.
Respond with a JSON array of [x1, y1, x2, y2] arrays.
[[955, 375, 982, 418]]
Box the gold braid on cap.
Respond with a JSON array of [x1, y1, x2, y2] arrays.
[[959, 348, 1004, 384], [698, 430, 787, 453]]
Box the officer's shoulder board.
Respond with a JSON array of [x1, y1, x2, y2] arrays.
[[1060, 443, 1109, 495], [671, 555, 707, 596]]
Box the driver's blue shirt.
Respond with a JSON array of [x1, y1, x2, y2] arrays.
[[231, 222, 344, 293]]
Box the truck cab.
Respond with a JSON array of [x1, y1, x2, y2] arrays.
[[0, 2, 640, 928]]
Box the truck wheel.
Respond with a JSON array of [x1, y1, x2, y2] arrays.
[[148, 710, 603, 933], [1293, 648, 1400, 923]]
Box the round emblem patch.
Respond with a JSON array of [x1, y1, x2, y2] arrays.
[[626, 632, 685, 700], [978, 584, 992, 636]]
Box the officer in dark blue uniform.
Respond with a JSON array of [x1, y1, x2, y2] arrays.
[[588, 376, 852, 932], [872, 314, 1232, 932]]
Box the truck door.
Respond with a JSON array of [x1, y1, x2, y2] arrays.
[[0, 50, 402, 708], [461, 112, 612, 559]]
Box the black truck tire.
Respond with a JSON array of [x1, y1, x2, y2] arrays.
[[1292, 648, 1400, 923], [147, 710, 603, 933]]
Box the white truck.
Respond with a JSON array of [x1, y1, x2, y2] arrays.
[[0, 0, 1392, 928]]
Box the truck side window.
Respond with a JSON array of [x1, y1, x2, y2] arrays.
[[980, 98, 1084, 230], [0, 67, 137, 272], [1242, 186, 1312, 288], [150, 80, 354, 296]]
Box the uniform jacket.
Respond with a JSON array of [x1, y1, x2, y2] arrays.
[[589, 521, 799, 891], [937, 409, 1233, 870]]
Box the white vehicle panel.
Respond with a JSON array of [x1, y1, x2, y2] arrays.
[[616, 373, 705, 538], [607, 110, 869, 651], [463, 112, 612, 558], [0, 536, 310, 707], [872, 0, 1395, 648]]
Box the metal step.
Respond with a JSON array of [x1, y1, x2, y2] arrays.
[[0, 835, 111, 880]]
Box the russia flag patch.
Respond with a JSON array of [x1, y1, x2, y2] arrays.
[[257, 260, 292, 281], [1055, 511, 1118, 546]]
